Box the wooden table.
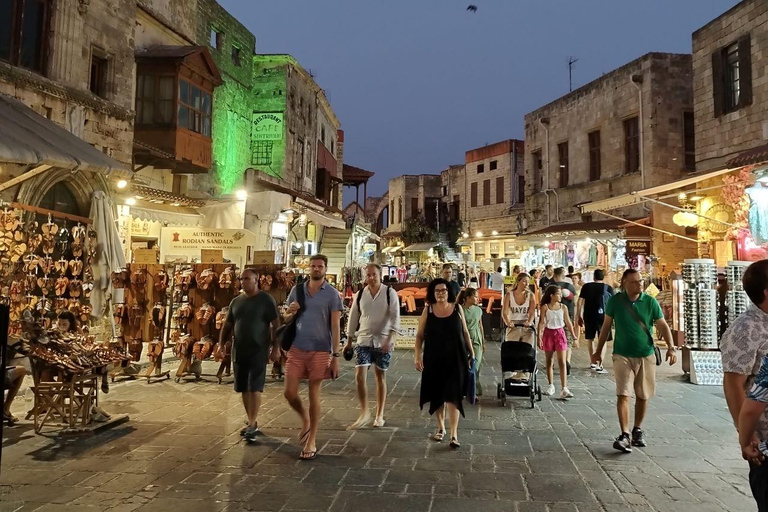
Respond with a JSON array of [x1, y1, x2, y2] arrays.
[[29, 360, 99, 434]]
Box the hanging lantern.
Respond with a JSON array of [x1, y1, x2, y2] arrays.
[[673, 209, 698, 227], [673, 196, 698, 228]]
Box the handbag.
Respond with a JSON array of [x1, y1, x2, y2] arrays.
[[466, 358, 477, 405], [276, 283, 305, 351], [619, 294, 662, 366]]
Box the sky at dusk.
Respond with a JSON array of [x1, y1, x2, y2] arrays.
[[221, 0, 738, 199]]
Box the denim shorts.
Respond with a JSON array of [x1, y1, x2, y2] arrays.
[[355, 345, 391, 371]]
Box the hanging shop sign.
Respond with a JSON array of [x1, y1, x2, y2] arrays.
[[201, 249, 224, 263], [625, 240, 651, 259], [134, 248, 159, 264], [252, 112, 284, 141], [252, 250, 276, 264], [160, 227, 255, 266]]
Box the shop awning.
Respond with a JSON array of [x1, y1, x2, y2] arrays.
[[0, 94, 129, 175], [523, 219, 637, 237], [727, 142, 768, 168], [131, 203, 202, 226], [404, 242, 438, 252], [305, 209, 346, 229], [580, 167, 739, 213], [381, 246, 403, 254]]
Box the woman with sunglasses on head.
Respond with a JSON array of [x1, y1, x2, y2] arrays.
[[415, 278, 475, 449]]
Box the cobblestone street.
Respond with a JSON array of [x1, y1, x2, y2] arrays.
[[0, 344, 754, 512]]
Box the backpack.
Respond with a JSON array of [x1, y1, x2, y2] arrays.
[[354, 285, 392, 333], [355, 284, 392, 311], [598, 283, 613, 315]]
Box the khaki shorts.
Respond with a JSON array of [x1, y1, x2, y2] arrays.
[[505, 326, 535, 345], [612, 354, 656, 400]]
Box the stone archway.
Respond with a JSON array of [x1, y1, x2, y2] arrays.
[[16, 169, 111, 216]]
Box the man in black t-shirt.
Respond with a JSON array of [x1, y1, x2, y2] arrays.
[[539, 265, 555, 289], [575, 269, 614, 373], [220, 269, 280, 441]]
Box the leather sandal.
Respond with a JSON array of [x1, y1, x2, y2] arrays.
[[433, 430, 444, 442], [299, 450, 317, 460]]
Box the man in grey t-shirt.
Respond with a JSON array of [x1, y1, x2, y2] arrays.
[[220, 269, 280, 442], [283, 254, 343, 460]]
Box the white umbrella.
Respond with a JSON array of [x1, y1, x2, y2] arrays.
[[88, 190, 126, 333]]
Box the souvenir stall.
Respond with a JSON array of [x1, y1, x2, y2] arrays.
[[0, 204, 131, 433], [15, 318, 128, 433], [520, 238, 628, 275], [674, 166, 768, 384]]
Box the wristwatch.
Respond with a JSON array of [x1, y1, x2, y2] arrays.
[[332, 352, 340, 357]]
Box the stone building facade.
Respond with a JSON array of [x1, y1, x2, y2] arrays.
[[384, 175, 442, 237], [195, 0, 256, 195], [692, 0, 768, 172], [461, 140, 524, 236], [0, 0, 135, 211], [524, 52, 697, 267]]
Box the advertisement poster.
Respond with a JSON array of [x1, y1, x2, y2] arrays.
[[160, 227, 255, 266], [396, 316, 420, 350]]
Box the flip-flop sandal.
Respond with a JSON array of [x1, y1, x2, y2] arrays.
[[299, 429, 310, 445], [433, 430, 444, 442], [3, 412, 18, 425], [299, 450, 317, 461], [450, 437, 461, 449]]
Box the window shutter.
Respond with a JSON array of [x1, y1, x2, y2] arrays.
[[471, 182, 478, 207], [496, 177, 504, 204], [483, 179, 491, 206], [739, 34, 753, 107], [711, 50, 724, 117]]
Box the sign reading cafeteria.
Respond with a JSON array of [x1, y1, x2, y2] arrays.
[[160, 228, 256, 266], [252, 112, 284, 140]]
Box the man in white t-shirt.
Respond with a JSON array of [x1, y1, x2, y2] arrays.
[[489, 267, 505, 292], [344, 264, 400, 429]]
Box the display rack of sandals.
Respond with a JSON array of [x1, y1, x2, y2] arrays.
[[170, 264, 241, 383], [14, 312, 128, 433], [0, 207, 96, 339], [110, 264, 173, 383]]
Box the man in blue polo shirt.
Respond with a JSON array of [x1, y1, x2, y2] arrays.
[[283, 254, 343, 461], [592, 268, 676, 454]]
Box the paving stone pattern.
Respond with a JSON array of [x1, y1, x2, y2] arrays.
[[0, 343, 755, 512]]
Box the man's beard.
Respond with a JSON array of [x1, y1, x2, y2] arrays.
[[310, 272, 324, 282]]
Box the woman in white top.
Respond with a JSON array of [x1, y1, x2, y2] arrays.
[[467, 267, 479, 289], [502, 273, 536, 344], [537, 285, 578, 400]]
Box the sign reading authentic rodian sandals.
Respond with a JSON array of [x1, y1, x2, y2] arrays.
[[252, 112, 284, 140], [160, 227, 256, 267]]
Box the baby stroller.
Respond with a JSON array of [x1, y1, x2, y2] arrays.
[[496, 324, 542, 408]]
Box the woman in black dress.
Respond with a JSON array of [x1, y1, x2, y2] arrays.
[[415, 278, 475, 448]]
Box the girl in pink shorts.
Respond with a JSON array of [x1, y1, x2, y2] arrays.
[[537, 285, 578, 400]]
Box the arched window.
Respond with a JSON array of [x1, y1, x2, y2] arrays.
[[38, 182, 82, 221]]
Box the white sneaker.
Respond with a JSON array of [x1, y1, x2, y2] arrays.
[[594, 366, 608, 374], [589, 364, 597, 370], [561, 388, 574, 399], [543, 384, 555, 396]]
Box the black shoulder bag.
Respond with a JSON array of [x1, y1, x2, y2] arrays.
[[276, 284, 305, 351], [619, 294, 662, 366]]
